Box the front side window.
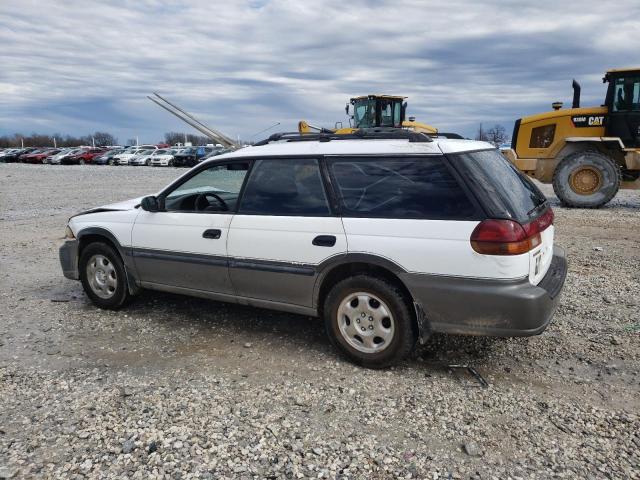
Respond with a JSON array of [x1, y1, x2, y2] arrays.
[[164, 163, 249, 212], [239, 159, 330, 216], [328, 157, 477, 219]]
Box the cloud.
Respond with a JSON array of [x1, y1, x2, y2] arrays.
[[0, 0, 638, 142]]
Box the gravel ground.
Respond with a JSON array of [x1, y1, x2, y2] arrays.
[[0, 163, 639, 479]]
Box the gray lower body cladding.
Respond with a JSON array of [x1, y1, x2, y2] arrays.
[[400, 247, 567, 337], [59, 239, 567, 338]]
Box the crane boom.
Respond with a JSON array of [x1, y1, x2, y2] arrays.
[[147, 93, 239, 149]]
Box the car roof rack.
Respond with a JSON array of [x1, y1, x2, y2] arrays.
[[254, 127, 435, 146]]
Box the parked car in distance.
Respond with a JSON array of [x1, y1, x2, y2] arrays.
[[147, 149, 178, 167], [49, 148, 84, 165], [129, 150, 158, 166], [115, 146, 158, 165], [2, 148, 37, 163], [172, 146, 214, 167], [94, 149, 125, 166], [59, 131, 567, 368], [0, 148, 24, 161], [62, 148, 107, 165], [24, 148, 61, 163], [18, 148, 48, 162]]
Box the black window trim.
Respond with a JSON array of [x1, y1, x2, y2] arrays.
[[324, 154, 486, 221]]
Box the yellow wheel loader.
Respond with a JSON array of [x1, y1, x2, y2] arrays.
[[505, 68, 640, 208], [298, 95, 438, 135]]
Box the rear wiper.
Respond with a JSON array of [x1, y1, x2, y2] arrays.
[[527, 199, 548, 217]]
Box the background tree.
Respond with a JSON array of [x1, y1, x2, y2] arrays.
[[164, 132, 211, 146], [93, 131, 118, 146], [0, 131, 119, 148], [485, 124, 509, 146]]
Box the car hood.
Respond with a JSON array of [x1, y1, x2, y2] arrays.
[[71, 196, 143, 218]]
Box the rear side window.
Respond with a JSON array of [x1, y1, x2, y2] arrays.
[[239, 159, 331, 216], [327, 157, 477, 219], [453, 149, 547, 222]]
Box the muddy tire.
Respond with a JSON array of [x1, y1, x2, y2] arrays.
[[552, 150, 620, 208], [323, 275, 417, 369], [79, 242, 131, 310]]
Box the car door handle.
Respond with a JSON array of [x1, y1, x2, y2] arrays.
[[202, 229, 222, 239], [312, 235, 336, 247]]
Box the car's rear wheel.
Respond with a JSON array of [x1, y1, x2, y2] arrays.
[[323, 275, 416, 368], [79, 242, 131, 309], [79, 159, 85, 165], [108, 159, 114, 166]]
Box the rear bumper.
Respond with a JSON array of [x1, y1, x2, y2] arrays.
[[401, 247, 568, 337], [59, 239, 79, 280]]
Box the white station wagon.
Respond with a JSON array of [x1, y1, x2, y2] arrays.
[[59, 131, 567, 367]]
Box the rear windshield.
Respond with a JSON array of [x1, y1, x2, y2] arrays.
[[451, 149, 547, 222]]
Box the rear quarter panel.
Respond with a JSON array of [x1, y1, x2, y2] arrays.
[[342, 218, 530, 280]]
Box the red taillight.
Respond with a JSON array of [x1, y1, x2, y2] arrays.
[[471, 208, 553, 256]]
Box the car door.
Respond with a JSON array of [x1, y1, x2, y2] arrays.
[[131, 161, 250, 295], [227, 158, 347, 307]]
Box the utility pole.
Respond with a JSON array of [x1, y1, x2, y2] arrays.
[[54, 137, 57, 148]]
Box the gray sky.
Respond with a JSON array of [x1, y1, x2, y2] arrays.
[[1, 0, 638, 143]]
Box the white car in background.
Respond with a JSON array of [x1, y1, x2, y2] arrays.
[[115, 146, 158, 165], [149, 149, 178, 167]]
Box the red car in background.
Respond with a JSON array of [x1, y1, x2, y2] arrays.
[[61, 148, 107, 165], [17, 149, 47, 162], [23, 149, 61, 163]]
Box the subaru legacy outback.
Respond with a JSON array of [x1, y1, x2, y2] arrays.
[[59, 131, 567, 368]]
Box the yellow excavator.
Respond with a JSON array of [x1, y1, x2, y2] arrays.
[[505, 67, 640, 208], [298, 95, 438, 135]]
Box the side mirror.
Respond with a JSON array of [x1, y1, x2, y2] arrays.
[[140, 196, 159, 212]]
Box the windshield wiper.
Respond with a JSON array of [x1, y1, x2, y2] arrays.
[[526, 199, 548, 217]]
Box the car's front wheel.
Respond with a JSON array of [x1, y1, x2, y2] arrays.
[[323, 275, 417, 368], [79, 242, 131, 309]]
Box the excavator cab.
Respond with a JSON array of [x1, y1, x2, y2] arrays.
[[604, 69, 640, 147], [348, 95, 406, 128], [298, 94, 437, 135]]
